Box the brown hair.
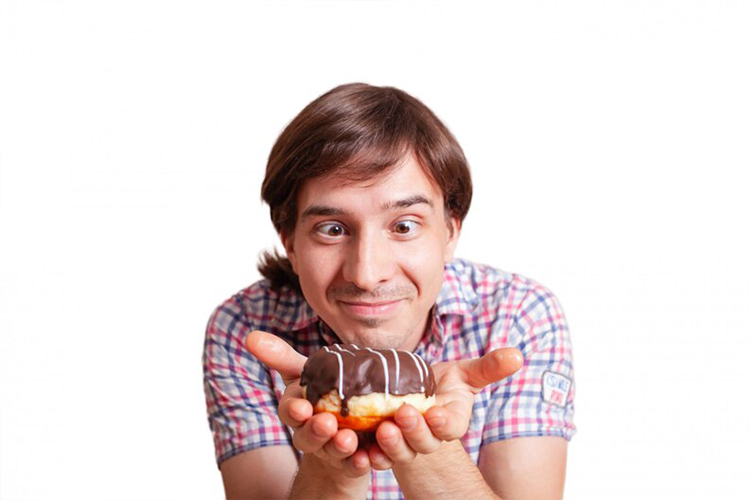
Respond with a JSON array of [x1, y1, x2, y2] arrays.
[[258, 82, 473, 292]]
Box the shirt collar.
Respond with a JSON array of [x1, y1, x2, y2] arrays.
[[278, 287, 319, 331], [435, 259, 480, 317]]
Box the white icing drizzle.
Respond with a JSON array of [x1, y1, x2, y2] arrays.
[[366, 348, 389, 399], [405, 350, 425, 392], [416, 353, 430, 380], [332, 350, 345, 400], [323, 346, 344, 400], [350, 344, 360, 350], [334, 344, 355, 356], [389, 349, 400, 394]]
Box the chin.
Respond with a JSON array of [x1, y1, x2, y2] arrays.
[[337, 324, 412, 350]]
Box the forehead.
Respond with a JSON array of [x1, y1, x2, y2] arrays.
[[296, 155, 444, 216]]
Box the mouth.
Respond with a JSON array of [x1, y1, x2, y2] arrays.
[[337, 299, 405, 318]]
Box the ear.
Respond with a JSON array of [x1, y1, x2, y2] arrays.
[[280, 231, 299, 274], [443, 217, 461, 263]]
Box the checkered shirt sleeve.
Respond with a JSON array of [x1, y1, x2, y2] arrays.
[[481, 279, 576, 444], [202, 297, 291, 465]]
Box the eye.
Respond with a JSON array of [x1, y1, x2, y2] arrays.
[[392, 220, 419, 235], [316, 223, 348, 238]]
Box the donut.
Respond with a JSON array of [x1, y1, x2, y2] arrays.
[[300, 344, 437, 431]]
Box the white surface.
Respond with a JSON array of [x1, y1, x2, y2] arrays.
[[1, 1, 748, 498]]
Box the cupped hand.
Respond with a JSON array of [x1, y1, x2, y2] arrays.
[[369, 347, 524, 468], [245, 331, 372, 478], [245, 331, 524, 471]]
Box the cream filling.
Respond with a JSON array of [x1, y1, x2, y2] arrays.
[[304, 387, 436, 417]]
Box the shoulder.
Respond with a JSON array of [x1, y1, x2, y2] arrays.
[[445, 258, 563, 315], [206, 279, 315, 338], [437, 259, 569, 357]]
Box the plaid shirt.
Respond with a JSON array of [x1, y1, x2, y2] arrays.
[[203, 258, 576, 499]]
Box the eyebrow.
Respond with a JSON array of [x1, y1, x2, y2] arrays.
[[299, 194, 434, 221], [381, 194, 434, 211], [300, 205, 351, 220]]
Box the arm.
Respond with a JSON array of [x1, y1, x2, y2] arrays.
[[367, 283, 574, 498], [244, 331, 373, 499], [203, 305, 302, 500], [220, 446, 298, 500], [288, 452, 370, 500], [393, 440, 499, 500], [362, 349, 525, 499], [389, 435, 567, 500], [471, 282, 573, 499], [207, 325, 370, 500], [219, 439, 371, 500], [477, 436, 567, 500]]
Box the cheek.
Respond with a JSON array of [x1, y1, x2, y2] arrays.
[[295, 244, 340, 295], [399, 240, 446, 292]]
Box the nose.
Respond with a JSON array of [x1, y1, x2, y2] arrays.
[[341, 228, 395, 291]]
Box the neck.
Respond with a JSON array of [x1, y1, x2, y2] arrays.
[[399, 308, 435, 352]]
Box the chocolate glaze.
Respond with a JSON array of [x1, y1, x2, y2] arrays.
[[300, 344, 436, 417]]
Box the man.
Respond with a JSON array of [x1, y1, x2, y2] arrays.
[[203, 83, 575, 499]]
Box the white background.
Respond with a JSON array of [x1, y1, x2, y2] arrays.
[[1, 1, 749, 499]]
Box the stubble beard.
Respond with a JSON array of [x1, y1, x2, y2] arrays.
[[325, 283, 425, 349]]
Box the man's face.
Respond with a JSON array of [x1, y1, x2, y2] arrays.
[[283, 154, 460, 351]]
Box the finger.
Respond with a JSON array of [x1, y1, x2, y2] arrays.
[[393, 404, 442, 455], [342, 449, 372, 478], [424, 402, 471, 441], [375, 420, 417, 464], [245, 330, 308, 384], [459, 348, 524, 391], [292, 412, 338, 454], [367, 442, 395, 471], [321, 428, 359, 460], [278, 385, 313, 428]]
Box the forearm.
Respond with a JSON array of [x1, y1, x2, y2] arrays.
[[392, 440, 500, 500], [289, 453, 369, 500]]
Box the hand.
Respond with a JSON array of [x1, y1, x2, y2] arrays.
[[244, 331, 372, 479], [367, 348, 524, 469]]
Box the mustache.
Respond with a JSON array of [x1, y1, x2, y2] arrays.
[[328, 284, 416, 302]]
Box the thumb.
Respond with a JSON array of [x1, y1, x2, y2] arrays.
[[461, 347, 524, 390], [245, 330, 308, 384]]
